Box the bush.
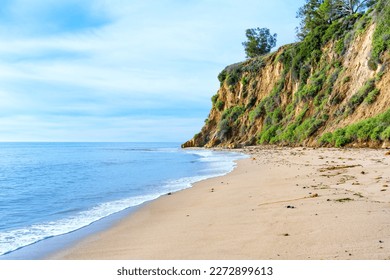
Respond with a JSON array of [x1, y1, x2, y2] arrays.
[[257, 125, 279, 144], [343, 76, 351, 84], [226, 72, 240, 86], [317, 108, 390, 146], [218, 70, 227, 84], [320, 132, 333, 145], [364, 89, 380, 104], [381, 127, 390, 140], [221, 106, 245, 123], [215, 100, 225, 111], [333, 129, 351, 147], [347, 78, 375, 112], [241, 76, 248, 86], [242, 57, 265, 73], [335, 39, 345, 55], [372, 0, 390, 61], [249, 103, 265, 123], [211, 94, 219, 105], [367, 58, 378, 71]]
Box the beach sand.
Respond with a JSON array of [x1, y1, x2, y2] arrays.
[[50, 147, 390, 260]]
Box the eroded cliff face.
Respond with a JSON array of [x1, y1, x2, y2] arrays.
[[182, 6, 390, 149]]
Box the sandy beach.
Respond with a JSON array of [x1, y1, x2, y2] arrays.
[[50, 147, 390, 260]]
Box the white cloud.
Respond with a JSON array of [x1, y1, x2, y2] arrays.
[[0, 0, 304, 142]]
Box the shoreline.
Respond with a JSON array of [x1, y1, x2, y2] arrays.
[[50, 147, 390, 260], [0, 146, 243, 260]]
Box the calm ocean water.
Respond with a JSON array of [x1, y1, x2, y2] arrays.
[[0, 142, 245, 257]]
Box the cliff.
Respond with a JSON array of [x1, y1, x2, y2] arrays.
[[182, 1, 390, 149]]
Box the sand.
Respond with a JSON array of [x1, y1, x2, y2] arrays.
[[50, 147, 390, 260]]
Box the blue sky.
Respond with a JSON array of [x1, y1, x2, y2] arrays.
[[0, 0, 304, 142]]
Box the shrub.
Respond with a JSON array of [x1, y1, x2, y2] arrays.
[[347, 78, 375, 112], [367, 58, 378, 71], [364, 89, 380, 104], [375, 68, 385, 81], [299, 64, 311, 84], [343, 76, 351, 84], [211, 94, 219, 105], [318, 108, 390, 146], [320, 132, 333, 145], [221, 106, 245, 123], [241, 76, 248, 86], [242, 57, 265, 73], [226, 72, 240, 86], [335, 39, 345, 55], [215, 100, 225, 111], [257, 125, 279, 144], [381, 127, 390, 140], [249, 103, 265, 123], [372, 0, 390, 61], [333, 129, 351, 147], [218, 70, 227, 84]]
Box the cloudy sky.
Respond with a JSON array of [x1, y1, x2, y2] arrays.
[[0, 0, 304, 142]]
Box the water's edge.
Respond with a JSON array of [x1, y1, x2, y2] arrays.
[[0, 148, 248, 260]]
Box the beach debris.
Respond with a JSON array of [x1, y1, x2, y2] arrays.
[[283, 233, 290, 236], [353, 192, 364, 198], [167, 192, 172, 195], [318, 164, 361, 172], [309, 193, 319, 198], [286, 205, 296, 209], [379, 240, 384, 243], [334, 198, 354, 202], [361, 171, 366, 174], [211, 188, 215, 192]]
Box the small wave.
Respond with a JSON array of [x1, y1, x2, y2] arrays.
[[0, 148, 247, 256], [0, 193, 160, 256]]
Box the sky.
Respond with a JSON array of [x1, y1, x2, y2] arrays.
[[0, 0, 305, 142]]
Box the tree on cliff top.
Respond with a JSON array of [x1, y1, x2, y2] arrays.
[[296, 0, 376, 39], [242, 27, 277, 58]]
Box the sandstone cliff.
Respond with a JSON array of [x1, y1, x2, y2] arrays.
[[183, 1, 390, 149]]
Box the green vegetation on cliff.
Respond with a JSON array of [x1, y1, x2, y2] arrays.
[[182, 0, 390, 149], [320, 108, 390, 147]]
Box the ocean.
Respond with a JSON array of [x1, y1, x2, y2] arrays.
[[0, 142, 246, 259]]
